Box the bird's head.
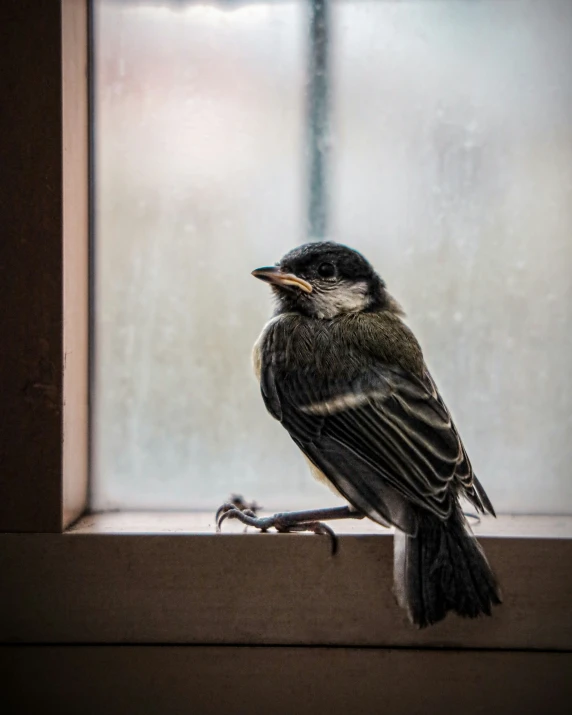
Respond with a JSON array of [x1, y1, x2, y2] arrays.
[[252, 241, 402, 319]]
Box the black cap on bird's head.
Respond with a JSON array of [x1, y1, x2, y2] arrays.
[[252, 241, 402, 319]]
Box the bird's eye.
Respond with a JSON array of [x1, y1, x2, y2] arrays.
[[317, 262, 336, 278]]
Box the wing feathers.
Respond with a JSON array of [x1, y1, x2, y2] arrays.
[[258, 320, 494, 527], [328, 406, 453, 519]]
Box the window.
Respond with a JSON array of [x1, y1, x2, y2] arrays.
[[2, 0, 572, 676], [93, 0, 572, 517]]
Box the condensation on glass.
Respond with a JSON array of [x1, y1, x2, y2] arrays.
[[93, 0, 572, 515]]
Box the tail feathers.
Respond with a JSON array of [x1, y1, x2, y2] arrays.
[[394, 509, 502, 628]]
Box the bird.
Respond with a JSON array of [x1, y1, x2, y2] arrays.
[[218, 241, 502, 628]]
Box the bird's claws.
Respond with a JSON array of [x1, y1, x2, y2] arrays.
[[282, 520, 338, 555], [216, 507, 271, 533], [215, 494, 261, 533], [215, 502, 338, 555]]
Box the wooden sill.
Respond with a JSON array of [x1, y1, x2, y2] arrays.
[[1, 512, 571, 649], [67, 510, 572, 537]]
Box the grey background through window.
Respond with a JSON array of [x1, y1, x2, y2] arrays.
[[93, 0, 572, 515]]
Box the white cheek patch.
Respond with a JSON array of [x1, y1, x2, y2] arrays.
[[312, 280, 370, 319]]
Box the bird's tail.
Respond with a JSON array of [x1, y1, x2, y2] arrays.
[[393, 508, 502, 628]]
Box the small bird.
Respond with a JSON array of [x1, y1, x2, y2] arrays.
[[220, 241, 502, 627]]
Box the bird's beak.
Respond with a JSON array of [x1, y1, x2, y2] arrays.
[[251, 266, 313, 294]]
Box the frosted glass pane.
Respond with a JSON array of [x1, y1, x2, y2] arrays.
[[93, 0, 572, 515], [329, 0, 572, 515]]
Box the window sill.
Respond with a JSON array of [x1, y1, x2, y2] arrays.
[[67, 510, 572, 538], [1, 513, 571, 650]]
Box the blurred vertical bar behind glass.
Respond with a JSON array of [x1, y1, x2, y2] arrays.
[[94, 0, 572, 516]]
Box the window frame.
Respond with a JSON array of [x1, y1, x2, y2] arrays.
[[1, 0, 571, 652], [0, 0, 88, 533]]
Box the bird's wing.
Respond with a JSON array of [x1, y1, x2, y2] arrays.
[[261, 360, 468, 532], [422, 368, 495, 516]]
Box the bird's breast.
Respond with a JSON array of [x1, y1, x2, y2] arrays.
[[252, 310, 424, 380]]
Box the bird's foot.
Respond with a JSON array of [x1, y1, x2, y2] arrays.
[[215, 494, 261, 534], [215, 502, 365, 555], [217, 507, 338, 553]]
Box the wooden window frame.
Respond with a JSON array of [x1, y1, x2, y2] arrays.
[[0, 0, 88, 534], [1, 0, 571, 656]]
